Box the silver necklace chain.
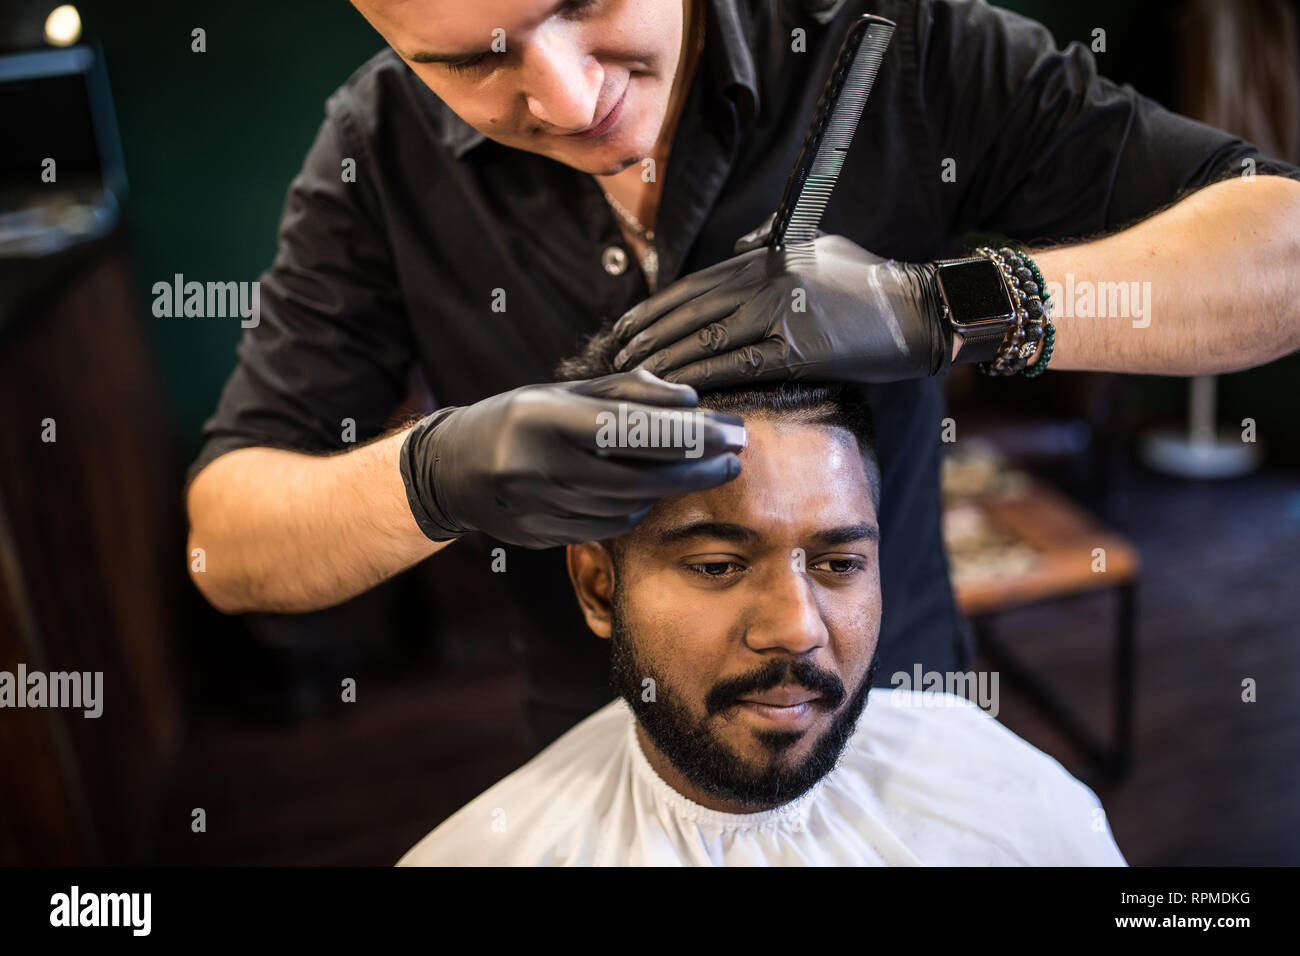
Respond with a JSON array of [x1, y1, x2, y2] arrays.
[[603, 191, 654, 241], [602, 190, 659, 292], [596, 0, 704, 293]]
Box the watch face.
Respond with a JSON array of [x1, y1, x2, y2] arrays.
[[937, 259, 1014, 330]]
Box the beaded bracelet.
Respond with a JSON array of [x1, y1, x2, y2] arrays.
[[977, 246, 1046, 375], [1015, 248, 1056, 377], [973, 246, 1056, 377], [974, 247, 1027, 375]]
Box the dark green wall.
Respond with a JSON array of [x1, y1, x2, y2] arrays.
[[81, 0, 386, 460], [78, 0, 1296, 463]]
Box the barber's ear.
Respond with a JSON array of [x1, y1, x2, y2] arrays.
[[566, 542, 615, 639]]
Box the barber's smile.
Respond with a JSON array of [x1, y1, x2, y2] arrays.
[[732, 686, 824, 727]]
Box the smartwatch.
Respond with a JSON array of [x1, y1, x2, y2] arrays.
[[934, 257, 1016, 364]]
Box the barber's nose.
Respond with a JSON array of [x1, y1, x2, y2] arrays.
[[744, 566, 830, 655], [521, 32, 602, 132]]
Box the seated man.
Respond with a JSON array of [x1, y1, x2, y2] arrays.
[[398, 332, 1126, 866]]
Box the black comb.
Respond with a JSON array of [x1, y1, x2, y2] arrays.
[[768, 14, 895, 249]]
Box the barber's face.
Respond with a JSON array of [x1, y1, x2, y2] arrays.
[[350, 0, 688, 175], [569, 418, 882, 813]]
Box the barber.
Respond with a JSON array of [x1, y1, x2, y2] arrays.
[[186, 0, 1300, 750]]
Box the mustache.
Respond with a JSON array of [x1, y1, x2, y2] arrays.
[[704, 657, 847, 716]]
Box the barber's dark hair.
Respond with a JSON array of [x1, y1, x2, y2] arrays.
[[554, 319, 882, 516]]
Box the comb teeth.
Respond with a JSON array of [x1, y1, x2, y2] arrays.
[[773, 18, 894, 248]]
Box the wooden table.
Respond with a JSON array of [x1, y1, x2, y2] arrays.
[[946, 475, 1140, 784]]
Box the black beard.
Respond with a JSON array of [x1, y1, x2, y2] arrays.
[[608, 589, 879, 812]]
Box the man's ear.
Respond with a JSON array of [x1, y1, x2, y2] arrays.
[[566, 542, 615, 639]]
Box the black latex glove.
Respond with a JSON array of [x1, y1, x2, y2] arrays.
[[610, 227, 952, 389], [399, 369, 747, 549]]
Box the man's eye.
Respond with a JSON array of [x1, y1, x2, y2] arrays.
[[445, 53, 491, 75], [686, 561, 745, 579], [811, 558, 867, 576]]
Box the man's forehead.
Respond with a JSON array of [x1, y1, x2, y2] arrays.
[[632, 418, 878, 546]]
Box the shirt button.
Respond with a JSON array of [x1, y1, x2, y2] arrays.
[[602, 246, 628, 276]]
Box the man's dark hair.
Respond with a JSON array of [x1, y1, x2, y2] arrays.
[[554, 319, 881, 514]]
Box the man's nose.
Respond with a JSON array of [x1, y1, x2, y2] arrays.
[[520, 30, 602, 132], [744, 565, 831, 655]]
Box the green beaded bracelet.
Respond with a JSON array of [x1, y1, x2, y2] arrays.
[[1021, 256, 1055, 377], [972, 246, 1054, 377], [1022, 322, 1055, 377]]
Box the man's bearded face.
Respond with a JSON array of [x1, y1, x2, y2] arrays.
[[598, 417, 883, 812]]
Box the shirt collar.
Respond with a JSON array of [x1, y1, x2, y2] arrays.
[[430, 0, 763, 161]]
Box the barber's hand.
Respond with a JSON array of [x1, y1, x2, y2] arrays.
[[610, 231, 953, 389], [398, 369, 747, 549]]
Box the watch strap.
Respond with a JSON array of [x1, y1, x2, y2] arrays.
[[952, 322, 1010, 365]]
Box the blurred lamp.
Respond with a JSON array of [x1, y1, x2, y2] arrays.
[[44, 5, 80, 47]]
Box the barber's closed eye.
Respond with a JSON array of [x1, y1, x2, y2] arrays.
[[560, 0, 602, 19], [444, 0, 602, 75], [446, 53, 492, 76]]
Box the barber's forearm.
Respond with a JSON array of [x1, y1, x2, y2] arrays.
[[1021, 175, 1300, 375], [185, 426, 447, 615]]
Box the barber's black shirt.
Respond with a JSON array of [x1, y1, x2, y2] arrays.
[[189, 0, 1297, 746]]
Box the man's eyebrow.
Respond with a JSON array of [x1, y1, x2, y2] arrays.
[[654, 521, 760, 546], [653, 521, 879, 547], [810, 523, 879, 546], [408, 0, 571, 62]]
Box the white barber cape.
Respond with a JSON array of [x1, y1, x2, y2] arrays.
[[398, 689, 1127, 866]]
